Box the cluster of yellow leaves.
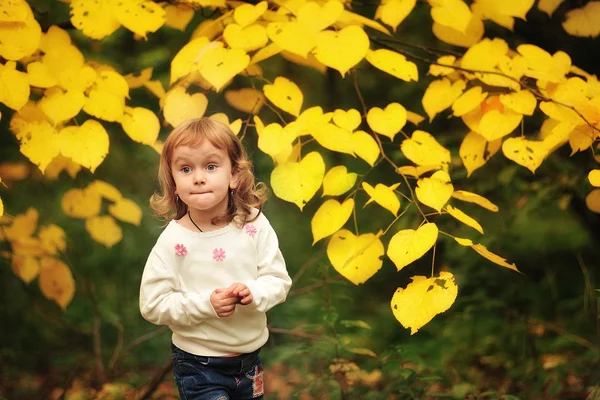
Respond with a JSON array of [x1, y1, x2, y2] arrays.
[[62, 180, 142, 247], [0, 208, 74, 309]]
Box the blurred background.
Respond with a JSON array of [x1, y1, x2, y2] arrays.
[[0, 1, 599, 399]]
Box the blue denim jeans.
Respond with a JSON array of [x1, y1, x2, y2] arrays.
[[172, 344, 264, 400]]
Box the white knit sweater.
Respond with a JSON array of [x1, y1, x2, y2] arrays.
[[139, 210, 291, 356]]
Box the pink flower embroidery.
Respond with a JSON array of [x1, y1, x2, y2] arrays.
[[213, 248, 226, 262], [245, 224, 257, 237], [175, 244, 187, 256]]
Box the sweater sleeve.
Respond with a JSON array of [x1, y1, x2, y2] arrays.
[[139, 244, 218, 326], [244, 214, 292, 313]]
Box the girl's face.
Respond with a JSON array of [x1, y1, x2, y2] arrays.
[[171, 139, 238, 219]]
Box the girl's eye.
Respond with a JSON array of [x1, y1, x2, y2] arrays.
[[207, 164, 217, 171], [181, 166, 191, 173]]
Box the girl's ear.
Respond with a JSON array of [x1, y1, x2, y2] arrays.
[[230, 168, 240, 190]]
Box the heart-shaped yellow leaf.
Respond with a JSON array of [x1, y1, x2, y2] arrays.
[[271, 151, 325, 210], [61, 188, 102, 219], [451, 190, 499, 212], [311, 198, 354, 243], [458, 131, 501, 177], [12, 255, 40, 284], [223, 23, 268, 52], [432, 15, 484, 48], [83, 89, 125, 122], [26, 61, 58, 88], [462, 100, 523, 141], [391, 271, 457, 334], [16, 121, 61, 173], [197, 46, 250, 92], [295, 106, 332, 136], [121, 107, 160, 145], [366, 49, 418, 82], [171, 37, 211, 84], [164, 4, 194, 31], [111, 0, 166, 38], [0, 63, 30, 110], [266, 21, 317, 58], [375, 0, 416, 31], [362, 182, 401, 216], [39, 257, 75, 310], [400, 130, 451, 171], [39, 224, 67, 255], [257, 122, 296, 157], [70, 0, 121, 40], [430, 0, 472, 33], [60, 120, 110, 173], [234, 1, 268, 28], [367, 103, 407, 141], [422, 78, 466, 121], [163, 86, 208, 127], [445, 204, 483, 234], [85, 215, 123, 247], [452, 86, 487, 117], [297, 0, 344, 32], [312, 123, 355, 155], [327, 229, 384, 284], [39, 88, 85, 124], [225, 87, 265, 114], [351, 130, 380, 166], [501, 137, 548, 173], [313, 25, 369, 76], [263, 77, 303, 117], [387, 222, 439, 271], [0, 14, 41, 61], [109, 198, 142, 226], [322, 166, 357, 196], [562, 1, 600, 38], [0, 0, 32, 23], [588, 170, 600, 187], [415, 170, 453, 212], [499, 90, 536, 116], [333, 108, 361, 132]]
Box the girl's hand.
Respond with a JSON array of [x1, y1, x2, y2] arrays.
[[225, 283, 254, 305], [210, 289, 239, 317]]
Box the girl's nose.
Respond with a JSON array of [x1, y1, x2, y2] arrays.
[[194, 172, 206, 184]]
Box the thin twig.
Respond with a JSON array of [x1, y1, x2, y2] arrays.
[[288, 276, 345, 297]]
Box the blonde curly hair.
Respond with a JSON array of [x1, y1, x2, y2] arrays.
[[150, 118, 267, 227]]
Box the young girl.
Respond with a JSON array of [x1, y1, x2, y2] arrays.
[[139, 118, 292, 400]]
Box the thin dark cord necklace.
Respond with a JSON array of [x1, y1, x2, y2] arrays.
[[188, 211, 203, 232]]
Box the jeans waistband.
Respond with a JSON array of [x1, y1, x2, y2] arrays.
[[171, 344, 260, 375]]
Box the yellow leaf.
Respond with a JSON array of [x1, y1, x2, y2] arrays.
[[430, 0, 472, 33], [451, 190, 498, 212], [266, 21, 317, 58], [44, 155, 81, 180], [0, 14, 41, 61], [459, 131, 501, 177], [351, 130, 380, 167], [297, 0, 344, 32], [366, 103, 407, 141], [454, 239, 519, 272], [0, 197, 3, 218], [191, 11, 230, 40], [538, 0, 564, 16], [391, 271, 457, 334], [196, 46, 250, 92], [0, 63, 30, 111], [62, 188, 102, 219], [39, 224, 67, 255], [569, 124, 598, 155], [322, 166, 358, 197], [0, 0, 32, 23], [39, 257, 75, 309], [164, 4, 194, 31], [170, 37, 211, 84], [39, 88, 85, 125], [295, 106, 333, 136], [362, 182, 401, 216], [60, 64, 97, 93], [83, 90, 125, 122], [471, 0, 534, 29], [4, 207, 37, 239], [108, 198, 142, 226], [38, 25, 71, 53], [121, 107, 160, 145], [586, 189, 600, 213], [461, 98, 522, 141], [257, 122, 295, 157], [88, 180, 122, 202], [16, 121, 61, 173], [400, 130, 451, 171], [333, 109, 361, 132], [502, 137, 548, 173], [396, 165, 438, 178], [445, 204, 483, 234], [11, 255, 40, 284], [124, 67, 153, 89], [499, 90, 537, 116], [111, 0, 166, 38], [263, 77, 303, 117], [452, 86, 487, 117], [223, 23, 268, 52], [588, 170, 600, 187], [271, 151, 325, 210], [327, 229, 384, 284], [375, 0, 416, 31], [163, 86, 208, 127], [428, 55, 456, 77], [387, 222, 439, 271], [422, 78, 466, 121], [313, 25, 369, 77], [59, 119, 110, 173], [562, 1, 600, 38], [538, 102, 583, 125], [461, 38, 508, 71], [415, 170, 453, 212], [366, 49, 418, 82], [26, 61, 58, 88], [312, 123, 355, 155], [280, 50, 327, 74], [208, 113, 242, 135], [517, 44, 571, 83], [311, 198, 354, 243], [407, 111, 426, 125], [70, 0, 121, 40], [337, 9, 391, 36], [432, 15, 484, 47], [86, 215, 123, 247], [225, 88, 265, 114], [233, 1, 267, 28]]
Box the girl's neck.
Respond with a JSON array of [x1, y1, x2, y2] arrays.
[[186, 209, 229, 232]]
